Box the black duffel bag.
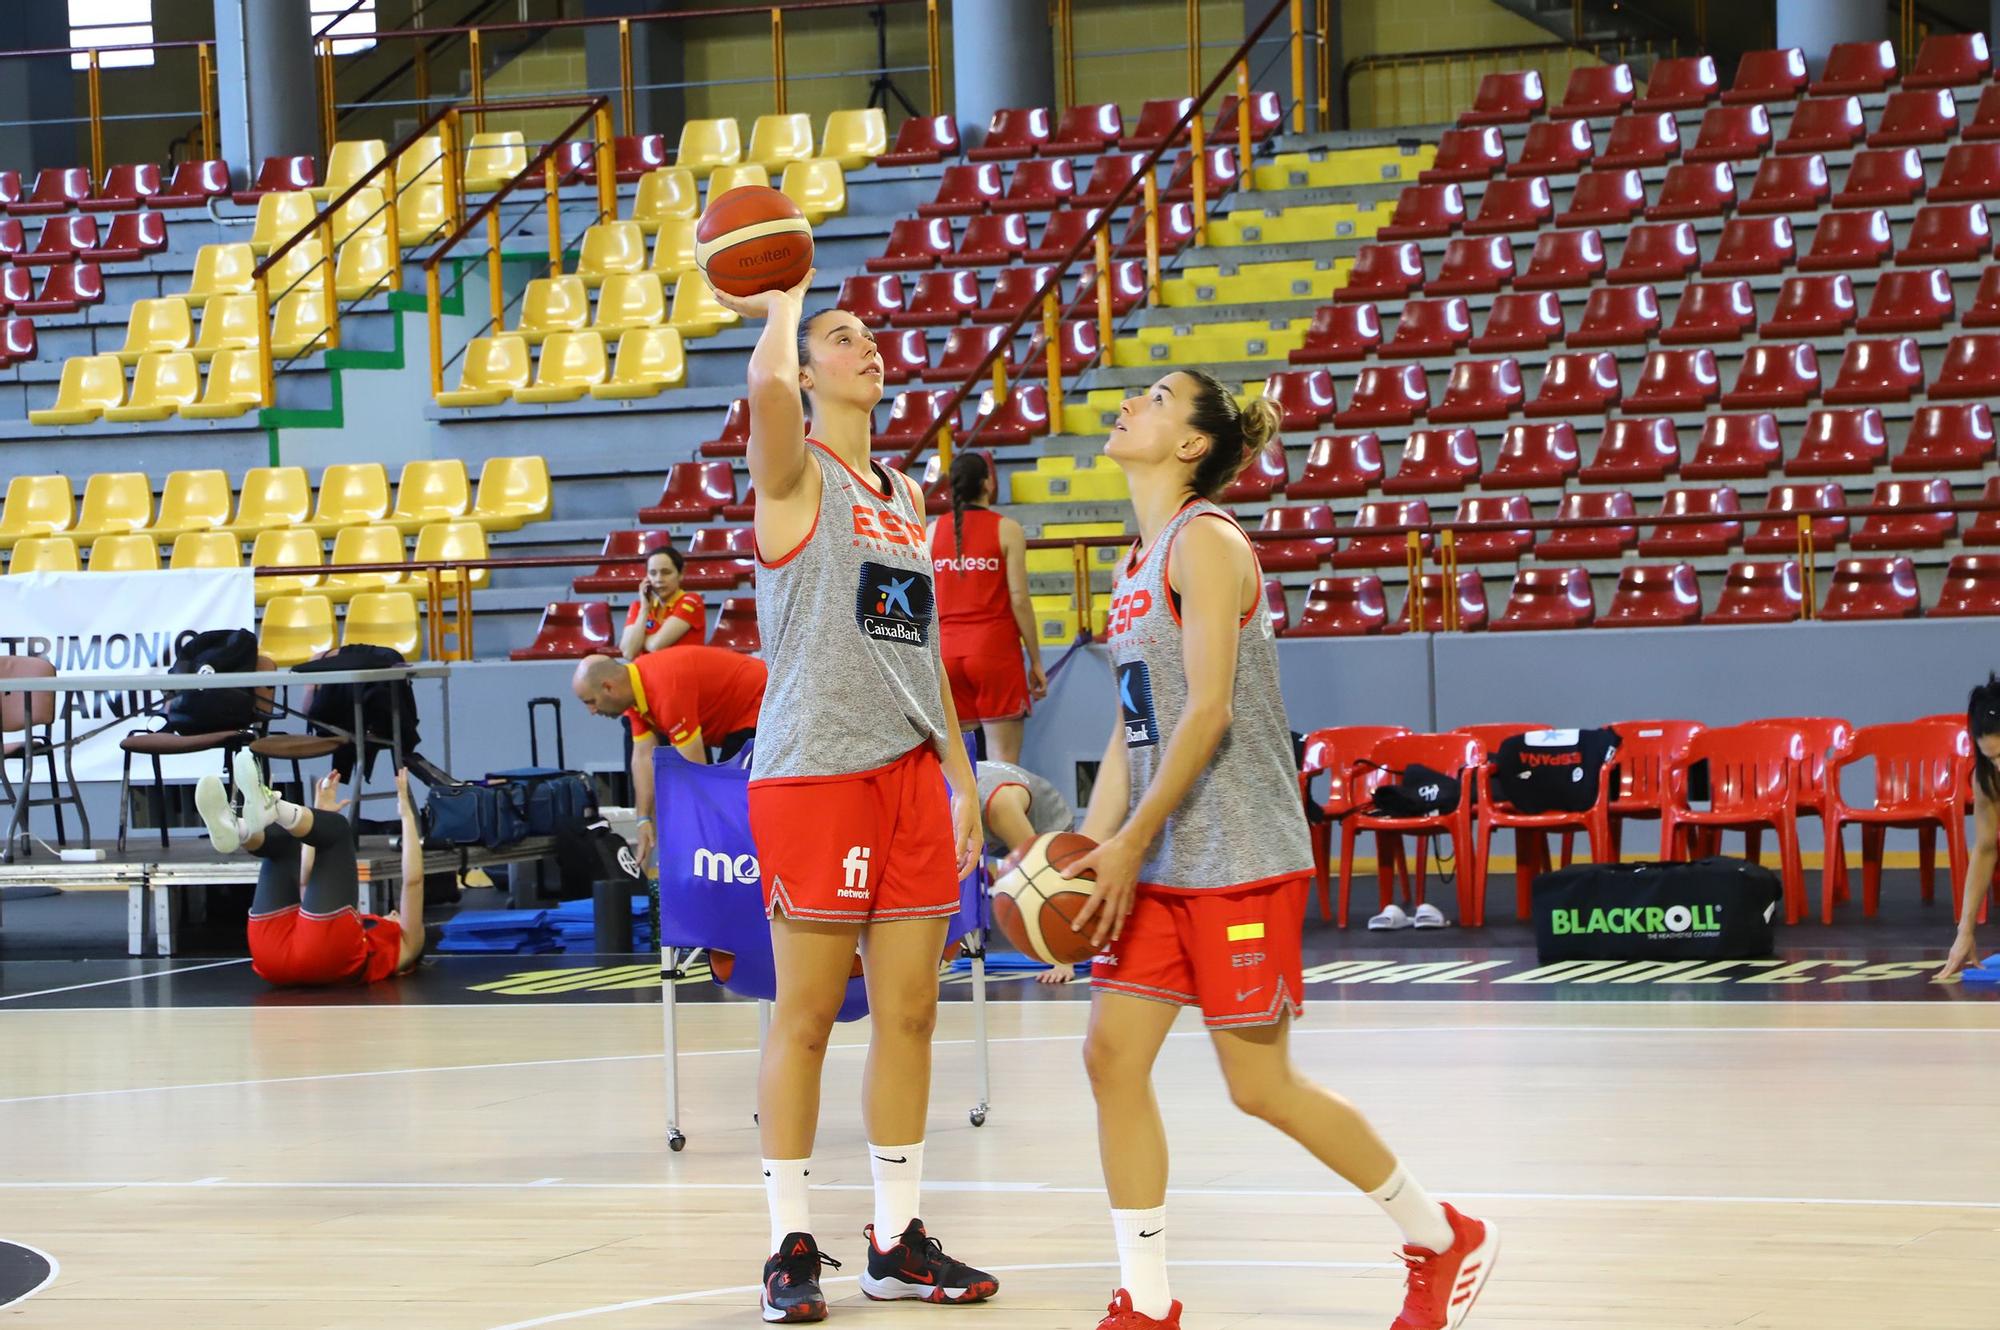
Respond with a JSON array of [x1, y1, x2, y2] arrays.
[[1532, 857, 1782, 962], [164, 628, 260, 734]]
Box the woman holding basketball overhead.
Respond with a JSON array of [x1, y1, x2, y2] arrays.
[[1066, 371, 1497, 1330], [705, 242, 997, 1323]]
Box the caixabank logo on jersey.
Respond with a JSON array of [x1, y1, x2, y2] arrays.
[[1117, 660, 1160, 747], [854, 560, 933, 646]]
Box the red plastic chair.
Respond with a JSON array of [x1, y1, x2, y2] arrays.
[[18, 215, 96, 265], [574, 530, 677, 593], [1856, 268, 1953, 334], [80, 163, 161, 213], [1624, 347, 1722, 413], [1461, 70, 1546, 124], [1288, 576, 1389, 637], [1898, 203, 1992, 264], [1799, 208, 1893, 270], [838, 273, 904, 328], [640, 461, 737, 523], [1515, 228, 1606, 290], [1684, 412, 1783, 479], [231, 154, 316, 205], [1385, 427, 1485, 490], [1468, 177, 1555, 234], [1555, 63, 1636, 118], [1758, 273, 1855, 338], [1112, 201, 1194, 259], [1289, 303, 1383, 363], [709, 597, 761, 653], [1723, 343, 1821, 409], [971, 384, 1051, 442], [874, 389, 961, 446], [1077, 153, 1145, 207], [1604, 720, 1706, 858], [1018, 319, 1100, 379], [510, 601, 617, 660], [1334, 364, 1429, 427], [996, 158, 1078, 213], [1472, 291, 1567, 351], [1608, 221, 1700, 283], [1639, 55, 1721, 110], [1448, 494, 1534, 562], [1162, 146, 1240, 205], [1598, 562, 1704, 629], [1820, 556, 1922, 620], [1298, 724, 1413, 918], [1493, 566, 1596, 631], [1333, 500, 1431, 568], [1379, 297, 1472, 359], [1824, 337, 1925, 405], [1597, 111, 1681, 168], [895, 269, 981, 327], [1421, 126, 1509, 182], [563, 135, 667, 183], [1663, 278, 1757, 343], [1744, 482, 1848, 554], [1833, 148, 1927, 208], [1741, 153, 1831, 215], [1291, 433, 1384, 498], [1931, 143, 2000, 203], [1871, 89, 1959, 146], [919, 163, 1004, 217], [1689, 104, 1774, 162], [1473, 732, 1614, 921], [1852, 477, 1956, 549], [1028, 207, 1104, 263], [0, 170, 18, 209], [920, 325, 1011, 381], [948, 213, 1033, 267], [1812, 39, 1900, 94], [1557, 168, 1646, 226], [1389, 572, 1490, 633], [1895, 403, 1995, 473], [1637, 486, 1741, 556], [1704, 215, 1796, 276], [1118, 98, 1194, 151], [1380, 182, 1466, 238], [1933, 555, 2000, 618], [1661, 724, 1808, 923], [968, 106, 1051, 161], [1908, 32, 1990, 89], [1828, 722, 1973, 918], [866, 217, 955, 271], [1525, 350, 1620, 417], [14, 261, 103, 315], [151, 159, 231, 209], [1750, 715, 1858, 913], [1582, 417, 1680, 482], [1789, 406, 1887, 475], [1255, 504, 1337, 572], [1260, 369, 1336, 430], [1340, 733, 1487, 927], [1930, 333, 2000, 400], [1710, 559, 1804, 622], [1063, 260, 1145, 318], [1045, 102, 1122, 155], [1724, 48, 1810, 104], [1210, 92, 1284, 143], [86, 211, 166, 262], [683, 528, 758, 591], [0, 316, 36, 366], [1507, 120, 1593, 176], [1648, 161, 1737, 219], [698, 399, 751, 457], [1486, 421, 1580, 487], [1336, 241, 1426, 302], [1778, 96, 1866, 154], [10, 166, 92, 215], [0, 218, 21, 264], [875, 328, 931, 384], [880, 115, 961, 165], [1536, 491, 1638, 559]]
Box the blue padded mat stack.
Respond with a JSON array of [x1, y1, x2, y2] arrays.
[[549, 896, 655, 953], [433, 909, 563, 954]]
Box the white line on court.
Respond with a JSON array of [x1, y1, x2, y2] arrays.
[[0, 958, 250, 1003], [0, 1238, 59, 1310]]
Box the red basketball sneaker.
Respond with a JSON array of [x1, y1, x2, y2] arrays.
[[1096, 1289, 1182, 1330], [1391, 1203, 1498, 1330]]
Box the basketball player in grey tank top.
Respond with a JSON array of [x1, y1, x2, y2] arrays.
[[708, 268, 996, 1320], [1065, 371, 1498, 1330]]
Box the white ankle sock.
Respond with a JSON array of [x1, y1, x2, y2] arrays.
[[1111, 1206, 1172, 1318], [762, 1158, 811, 1252], [1367, 1165, 1454, 1253], [270, 798, 306, 832], [869, 1140, 923, 1248]]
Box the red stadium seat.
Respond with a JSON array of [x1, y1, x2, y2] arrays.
[[1336, 241, 1426, 302], [1461, 70, 1546, 125], [85, 210, 165, 262], [895, 269, 982, 327], [1291, 433, 1385, 498], [1332, 499, 1432, 568], [0, 218, 20, 263], [1389, 573, 1490, 633], [1493, 567, 1596, 631], [1871, 89, 1959, 146], [1449, 494, 1534, 562], [0, 316, 36, 367], [1557, 168, 1646, 226], [1288, 577, 1389, 636], [1583, 417, 1681, 482], [1711, 561, 1806, 621], [1028, 207, 1104, 263], [1723, 343, 1821, 409], [1851, 477, 1957, 549], [1471, 291, 1567, 351], [1639, 55, 1722, 110], [80, 163, 160, 213], [1290, 303, 1383, 363], [1515, 227, 1606, 289], [1638, 486, 1742, 556], [1856, 267, 1954, 333], [1063, 260, 1144, 318], [1526, 351, 1621, 417], [18, 214, 95, 265], [721, 487, 758, 522], [0, 265, 30, 311], [880, 115, 961, 165], [14, 261, 103, 315], [1648, 161, 1737, 219], [1664, 278, 1758, 343], [1608, 222, 1700, 283], [1969, 477, 2000, 546], [1930, 333, 2000, 399], [1556, 63, 1637, 119], [838, 273, 904, 328], [1599, 563, 1703, 627], [1420, 127, 1509, 182], [1597, 111, 1681, 168], [1485, 421, 1580, 487], [1896, 403, 1995, 472], [867, 217, 955, 271], [1221, 443, 1290, 503], [1788, 407, 1888, 475], [1261, 369, 1337, 430], [1824, 336, 1926, 404], [1380, 182, 1466, 238], [1910, 32, 1991, 88], [1507, 120, 1594, 176], [1112, 201, 1194, 258], [151, 159, 230, 209], [1724, 48, 1810, 104], [1833, 148, 1927, 208], [640, 461, 737, 523], [971, 383, 1051, 443], [1428, 358, 1524, 423], [1741, 153, 1831, 214], [0, 170, 17, 209], [10, 166, 92, 215], [921, 325, 1011, 381], [1381, 298, 1472, 361], [1899, 203, 1992, 264], [875, 389, 961, 446], [1211, 91, 1284, 143], [876, 328, 931, 384], [1467, 177, 1554, 234], [698, 399, 751, 457], [1334, 364, 1430, 426], [1256, 504, 1337, 571], [1536, 490, 1637, 559], [510, 601, 616, 661], [1760, 273, 1856, 338], [1685, 412, 1784, 478], [1705, 215, 1796, 276], [968, 106, 1052, 160], [1264, 581, 1290, 638], [1799, 207, 1893, 270], [1570, 283, 1661, 347], [1430, 235, 1516, 294], [1045, 102, 1122, 155], [1931, 143, 2000, 202], [1745, 482, 1848, 554], [1163, 147, 1240, 203], [231, 155, 315, 205], [1119, 98, 1194, 151], [976, 264, 1056, 325], [996, 158, 1078, 213], [559, 135, 667, 183], [709, 597, 761, 653], [1820, 557, 1922, 620], [1077, 153, 1145, 207], [949, 213, 1033, 267], [1811, 40, 1900, 94], [1625, 347, 1723, 413], [919, 163, 1004, 217], [575, 530, 678, 593], [1777, 97, 1866, 154], [1689, 104, 1775, 162], [1969, 268, 2000, 328], [1932, 556, 2000, 617]]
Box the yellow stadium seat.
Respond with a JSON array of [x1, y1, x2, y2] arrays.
[[249, 190, 316, 255], [676, 118, 742, 176], [589, 327, 687, 400], [168, 530, 241, 570], [650, 217, 698, 279], [388, 459, 470, 535], [250, 527, 323, 603], [1027, 521, 1127, 575], [517, 275, 590, 344], [103, 351, 200, 423], [68, 472, 153, 544], [397, 182, 449, 247], [334, 233, 396, 300], [0, 475, 75, 549], [311, 139, 386, 201], [820, 107, 887, 170], [88, 532, 160, 572], [629, 167, 698, 234], [265, 236, 324, 303], [747, 113, 814, 170], [469, 456, 551, 531], [1029, 593, 1109, 647], [189, 292, 259, 364], [179, 347, 264, 420], [342, 590, 422, 657], [309, 462, 392, 538], [781, 159, 846, 224], [576, 221, 646, 289], [259, 594, 335, 665], [29, 354, 125, 426], [437, 335, 530, 408], [514, 330, 607, 404], [226, 468, 311, 538], [153, 470, 233, 539], [322, 523, 406, 601], [463, 131, 528, 192], [668, 270, 738, 338], [114, 298, 193, 366], [396, 135, 444, 189], [184, 243, 255, 305], [593, 272, 666, 335], [270, 287, 331, 358], [705, 162, 770, 197], [9, 537, 80, 574], [332, 186, 388, 245], [411, 520, 490, 592]]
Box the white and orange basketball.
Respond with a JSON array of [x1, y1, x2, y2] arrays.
[[990, 831, 1103, 965], [694, 185, 814, 298]]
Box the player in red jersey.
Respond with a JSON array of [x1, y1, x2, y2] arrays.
[[621, 545, 706, 659], [1067, 371, 1497, 1330], [928, 452, 1045, 763], [1941, 676, 2000, 980]]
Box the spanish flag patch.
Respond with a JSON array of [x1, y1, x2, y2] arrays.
[[1226, 922, 1266, 943]]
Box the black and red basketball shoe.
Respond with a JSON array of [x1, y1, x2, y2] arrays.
[[859, 1219, 999, 1303], [762, 1232, 839, 1322], [1391, 1203, 1499, 1329]]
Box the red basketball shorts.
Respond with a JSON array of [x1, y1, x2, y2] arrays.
[[1091, 878, 1308, 1029], [247, 906, 403, 987], [749, 744, 962, 924], [943, 651, 1029, 725]]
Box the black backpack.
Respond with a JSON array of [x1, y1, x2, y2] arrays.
[[1366, 762, 1462, 817], [295, 643, 422, 780], [163, 628, 260, 735]]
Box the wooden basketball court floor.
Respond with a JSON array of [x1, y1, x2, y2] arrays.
[[4, 989, 1999, 1329]]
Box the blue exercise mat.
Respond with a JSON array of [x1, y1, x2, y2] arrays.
[[1959, 953, 2000, 984]]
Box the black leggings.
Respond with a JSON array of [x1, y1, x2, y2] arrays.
[[247, 812, 360, 917]]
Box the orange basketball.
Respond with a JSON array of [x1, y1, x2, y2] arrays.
[[990, 831, 1102, 965], [695, 185, 814, 298]]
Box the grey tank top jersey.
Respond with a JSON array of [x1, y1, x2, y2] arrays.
[[1107, 498, 1314, 892], [975, 759, 1074, 854], [751, 443, 950, 783]]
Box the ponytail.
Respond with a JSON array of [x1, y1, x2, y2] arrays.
[[1182, 370, 1284, 501], [1971, 673, 2000, 801], [948, 451, 991, 554]]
